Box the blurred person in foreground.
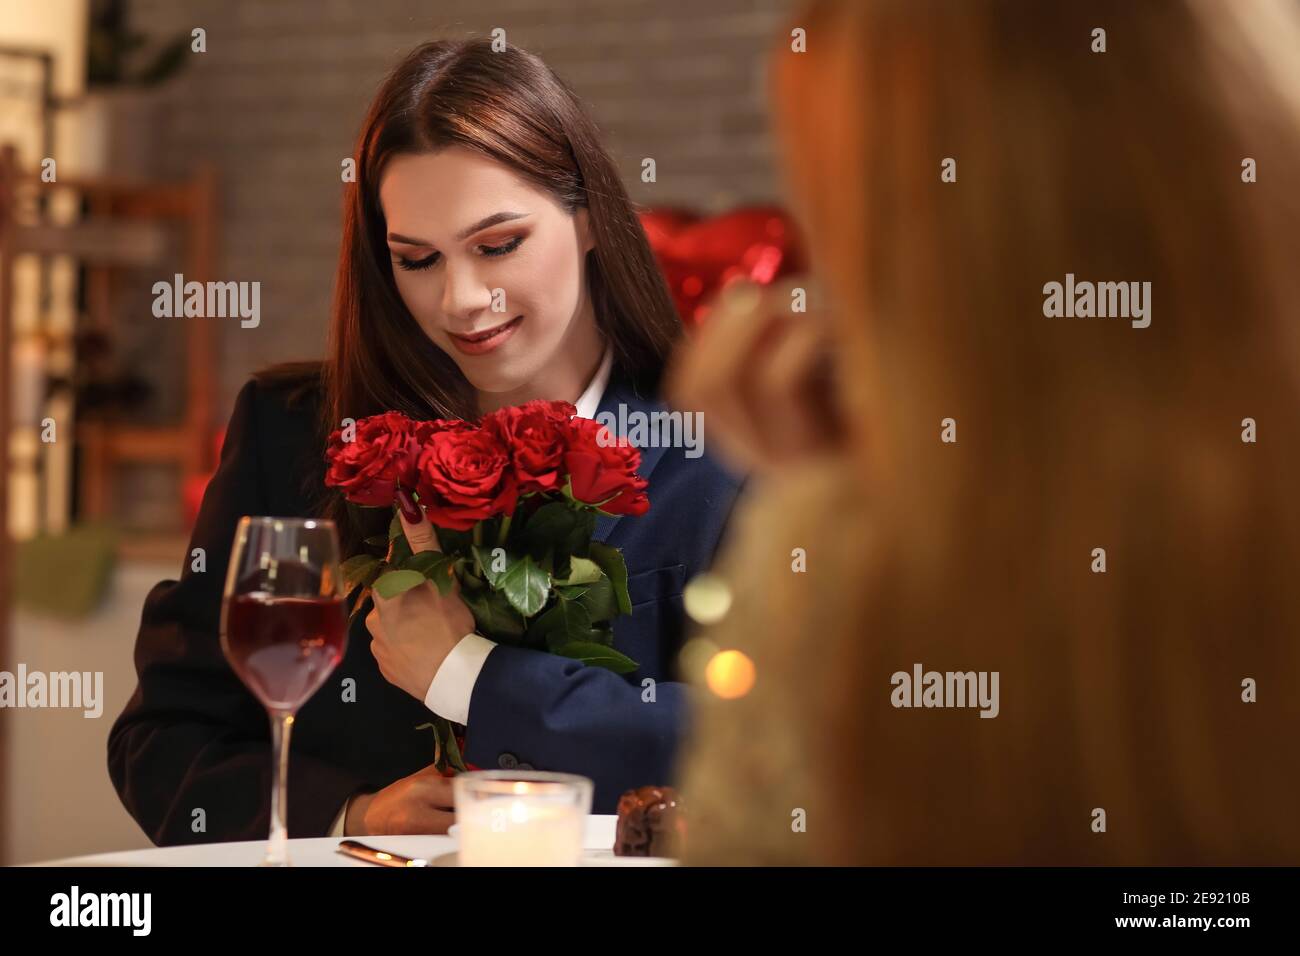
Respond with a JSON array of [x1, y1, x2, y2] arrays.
[[670, 0, 1300, 865]]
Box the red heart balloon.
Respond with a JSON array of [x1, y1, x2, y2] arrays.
[[639, 206, 805, 326]]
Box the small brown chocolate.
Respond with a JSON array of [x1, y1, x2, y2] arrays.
[[614, 785, 685, 857]]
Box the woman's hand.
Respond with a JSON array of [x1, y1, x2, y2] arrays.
[[664, 277, 846, 474], [344, 764, 455, 835], [365, 494, 476, 702]]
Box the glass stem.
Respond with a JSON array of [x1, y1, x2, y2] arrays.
[[264, 710, 295, 866]]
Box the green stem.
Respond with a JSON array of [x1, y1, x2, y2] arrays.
[[442, 717, 469, 773], [497, 514, 512, 547], [472, 522, 485, 577], [387, 505, 401, 562]]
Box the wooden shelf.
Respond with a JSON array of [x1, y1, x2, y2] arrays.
[[0, 145, 219, 531]]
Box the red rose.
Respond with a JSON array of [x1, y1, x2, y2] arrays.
[[486, 400, 576, 494], [414, 425, 519, 530], [564, 418, 650, 516], [413, 417, 477, 443], [324, 411, 420, 506]]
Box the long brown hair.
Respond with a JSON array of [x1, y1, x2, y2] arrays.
[[258, 38, 681, 551], [680, 0, 1300, 864]]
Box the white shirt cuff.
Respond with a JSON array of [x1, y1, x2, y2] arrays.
[[328, 798, 349, 837], [423, 632, 497, 725]]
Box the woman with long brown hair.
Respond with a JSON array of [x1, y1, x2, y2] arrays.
[[108, 38, 741, 842], [672, 0, 1300, 864]]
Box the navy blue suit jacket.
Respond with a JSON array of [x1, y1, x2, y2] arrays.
[[108, 370, 742, 843]]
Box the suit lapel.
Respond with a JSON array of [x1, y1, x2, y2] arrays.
[[590, 372, 670, 544]]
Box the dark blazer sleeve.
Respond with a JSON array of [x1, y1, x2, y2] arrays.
[[107, 380, 363, 845], [463, 647, 694, 814]]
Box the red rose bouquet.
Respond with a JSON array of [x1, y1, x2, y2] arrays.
[[324, 400, 649, 772]]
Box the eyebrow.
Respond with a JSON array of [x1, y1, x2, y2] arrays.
[[387, 211, 529, 247]]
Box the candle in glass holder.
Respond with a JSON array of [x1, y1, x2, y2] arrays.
[[453, 771, 593, 866]]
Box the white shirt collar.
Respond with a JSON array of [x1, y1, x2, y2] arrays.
[[573, 345, 614, 420]]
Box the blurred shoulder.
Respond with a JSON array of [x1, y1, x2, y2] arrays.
[[244, 361, 325, 428], [218, 362, 325, 470], [220, 362, 327, 510]]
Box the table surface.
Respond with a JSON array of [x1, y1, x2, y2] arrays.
[[28, 815, 673, 867]]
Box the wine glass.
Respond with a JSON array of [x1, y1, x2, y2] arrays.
[[220, 516, 347, 866]]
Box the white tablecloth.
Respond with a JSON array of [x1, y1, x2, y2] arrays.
[[28, 815, 673, 867]]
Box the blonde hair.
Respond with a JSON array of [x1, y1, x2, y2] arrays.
[[680, 0, 1300, 864]]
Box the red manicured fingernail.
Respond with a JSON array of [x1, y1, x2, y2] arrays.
[[395, 486, 422, 524]]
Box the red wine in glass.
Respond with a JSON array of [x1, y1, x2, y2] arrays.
[[220, 517, 346, 866], [224, 594, 346, 711]]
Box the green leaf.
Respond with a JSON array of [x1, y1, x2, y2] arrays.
[[573, 575, 617, 622], [435, 526, 473, 556], [463, 587, 526, 639], [373, 569, 426, 599], [530, 599, 597, 651], [442, 720, 468, 773], [348, 586, 372, 624], [428, 565, 458, 595], [419, 715, 469, 773], [555, 641, 639, 675], [568, 509, 598, 558], [340, 554, 381, 591], [520, 501, 576, 557], [499, 555, 551, 618], [388, 512, 403, 540], [402, 551, 459, 595], [389, 531, 413, 564], [588, 541, 631, 616], [473, 544, 510, 588], [556, 556, 602, 586]]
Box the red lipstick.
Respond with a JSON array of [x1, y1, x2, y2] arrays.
[[447, 315, 523, 356]]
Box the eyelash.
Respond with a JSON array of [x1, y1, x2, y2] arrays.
[[394, 235, 525, 272]]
